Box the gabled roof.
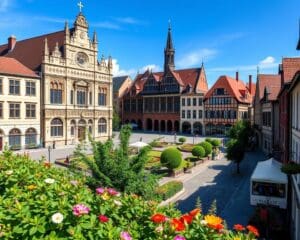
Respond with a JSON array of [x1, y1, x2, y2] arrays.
[[281, 57, 300, 83], [0, 30, 68, 71], [113, 76, 131, 92], [204, 75, 253, 104], [0, 57, 39, 78], [257, 74, 281, 101], [288, 70, 300, 93], [128, 67, 208, 96]]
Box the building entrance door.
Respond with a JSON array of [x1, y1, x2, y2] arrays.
[[78, 127, 86, 141]]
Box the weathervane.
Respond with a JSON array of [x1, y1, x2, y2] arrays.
[[78, 1, 84, 12]]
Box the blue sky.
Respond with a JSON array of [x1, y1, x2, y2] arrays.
[[0, 0, 299, 86]]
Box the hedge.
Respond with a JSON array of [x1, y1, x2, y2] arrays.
[[160, 147, 182, 170], [155, 181, 183, 200]]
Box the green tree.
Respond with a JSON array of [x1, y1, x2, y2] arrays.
[[199, 141, 213, 157], [178, 137, 186, 144], [160, 148, 182, 170], [74, 125, 158, 199], [112, 108, 120, 131], [191, 146, 205, 160], [226, 139, 245, 174]]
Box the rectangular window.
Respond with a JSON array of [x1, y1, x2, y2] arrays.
[[9, 103, 20, 118], [193, 98, 197, 106], [198, 98, 202, 106], [187, 98, 191, 106], [26, 104, 36, 118], [0, 78, 2, 94], [193, 110, 197, 118], [50, 89, 62, 104], [26, 82, 36, 96], [98, 92, 107, 106], [70, 90, 74, 104], [182, 98, 185, 106], [0, 102, 2, 118], [187, 110, 191, 119], [89, 92, 92, 105], [199, 110, 202, 118], [9, 80, 20, 95], [182, 110, 185, 118], [77, 90, 86, 105]]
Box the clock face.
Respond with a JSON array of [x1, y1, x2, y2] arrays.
[[76, 52, 88, 66]]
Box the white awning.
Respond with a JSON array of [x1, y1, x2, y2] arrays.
[[129, 141, 149, 148], [251, 158, 288, 184]]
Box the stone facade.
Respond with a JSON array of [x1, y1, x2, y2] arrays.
[[0, 64, 40, 150]]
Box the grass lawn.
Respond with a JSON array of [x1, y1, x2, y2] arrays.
[[145, 150, 162, 169], [178, 144, 196, 152]]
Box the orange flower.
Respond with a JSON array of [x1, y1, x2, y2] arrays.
[[180, 214, 193, 224], [151, 213, 167, 224], [171, 218, 185, 231], [247, 225, 259, 237], [234, 224, 245, 231], [189, 208, 201, 217], [204, 215, 223, 230]]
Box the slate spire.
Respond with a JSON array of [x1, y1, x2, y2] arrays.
[[164, 21, 175, 72]]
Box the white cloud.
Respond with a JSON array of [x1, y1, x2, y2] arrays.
[[115, 17, 143, 25], [177, 48, 217, 68], [208, 56, 278, 72], [139, 64, 161, 72], [91, 21, 120, 30], [0, 0, 10, 12]]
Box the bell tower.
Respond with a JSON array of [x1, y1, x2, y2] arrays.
[[164, 21, 175, 73]]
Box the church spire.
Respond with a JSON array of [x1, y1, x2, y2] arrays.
[[164, 20, 175, 73], [297, 18, 300, 50]]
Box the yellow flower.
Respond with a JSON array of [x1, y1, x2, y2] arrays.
[[27, 185, 37, 190], [101, 192, 110, 200], [204, 215, 223, 230], [233, 237, 241, 240]]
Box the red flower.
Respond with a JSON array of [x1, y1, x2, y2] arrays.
[[98, 215, 109, 223], [151, 213, 167, 224], [189, 208, 201, 217], [171, 218, 185, 231], [213, 223, 224, 231], [234, 224, 245, 231], [44, 162, 51, 168], [247, 225, 259, 237], [180, 214, 193, 224]]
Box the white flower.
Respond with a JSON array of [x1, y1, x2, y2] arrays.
[[200, 220, 207, 225], [44, 178, 55, 184], [51, 212, 63, 224], [114, 200, 122, 206], [5, 170, 13, 175]]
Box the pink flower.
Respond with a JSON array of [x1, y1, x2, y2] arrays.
[[96, 187, 105, 195], [174, 236, 186, 240], [120, 231, 132, 240], [107, 188, 118, 196], [72, 204, 90, 216]]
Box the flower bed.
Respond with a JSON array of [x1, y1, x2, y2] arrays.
[[156, 181, 183, 200], [0, 152, 258, 239], [178, 144, 195, 152]]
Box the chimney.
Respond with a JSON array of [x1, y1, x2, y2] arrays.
[[249, 75, 252, 95], [236, 71, 239, 81], [8, 35, 16, 51]]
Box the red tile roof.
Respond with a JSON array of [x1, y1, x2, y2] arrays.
[[0, 30, 67, 71], [0, 57, 39, 78], [282, 57, 300, 83], [257, 74, 281, 101], [204, 75, 253, 104], [130, 67, 208, 95]]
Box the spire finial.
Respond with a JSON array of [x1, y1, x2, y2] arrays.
[[168, 19, 171, 31], [77, 1, 84, 12]]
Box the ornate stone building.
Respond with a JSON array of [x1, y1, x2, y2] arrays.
[[0, 11, 113, 147], [121, 25, 208, 134]]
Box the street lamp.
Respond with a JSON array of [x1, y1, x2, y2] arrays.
[[48, 145, 52, 164]]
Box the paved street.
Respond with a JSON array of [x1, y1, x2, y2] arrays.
[[175, 150, 266, 228]]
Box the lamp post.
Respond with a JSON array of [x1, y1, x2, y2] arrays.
[[48, 145, 51, 164]]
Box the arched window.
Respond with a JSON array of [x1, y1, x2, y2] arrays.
[[25, 128, 37, 146], [9, 128, 21, 149], [51, 118, 63, 137], [98, 88, 107, 106], [50, 81, 63, 104], [88, 119, 93, 134], [98, 118, 107, 133]]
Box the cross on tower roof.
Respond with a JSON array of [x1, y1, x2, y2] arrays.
[[78, 1, 84, 12]]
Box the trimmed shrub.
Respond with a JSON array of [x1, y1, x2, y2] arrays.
[[155, 181, 183, 200], [205, 138, 213, 143], [160, 147, 182, 170], [281, 162, 300, 174], [211, 139, 221, 147], [199, 141, 213, 157], [178, 137, 186, 144], [192, 146, 205, 159]]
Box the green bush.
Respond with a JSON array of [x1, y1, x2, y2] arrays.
[[199, 141, 213, 157], [281, 162, 300, 174], [205, 138, 213, 143], [155, 181, 183, 200], [211, 139, 221, 147], [178, 137, 186, 144], [160, 147, 182, 170], [192, 146, 205, 159]]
